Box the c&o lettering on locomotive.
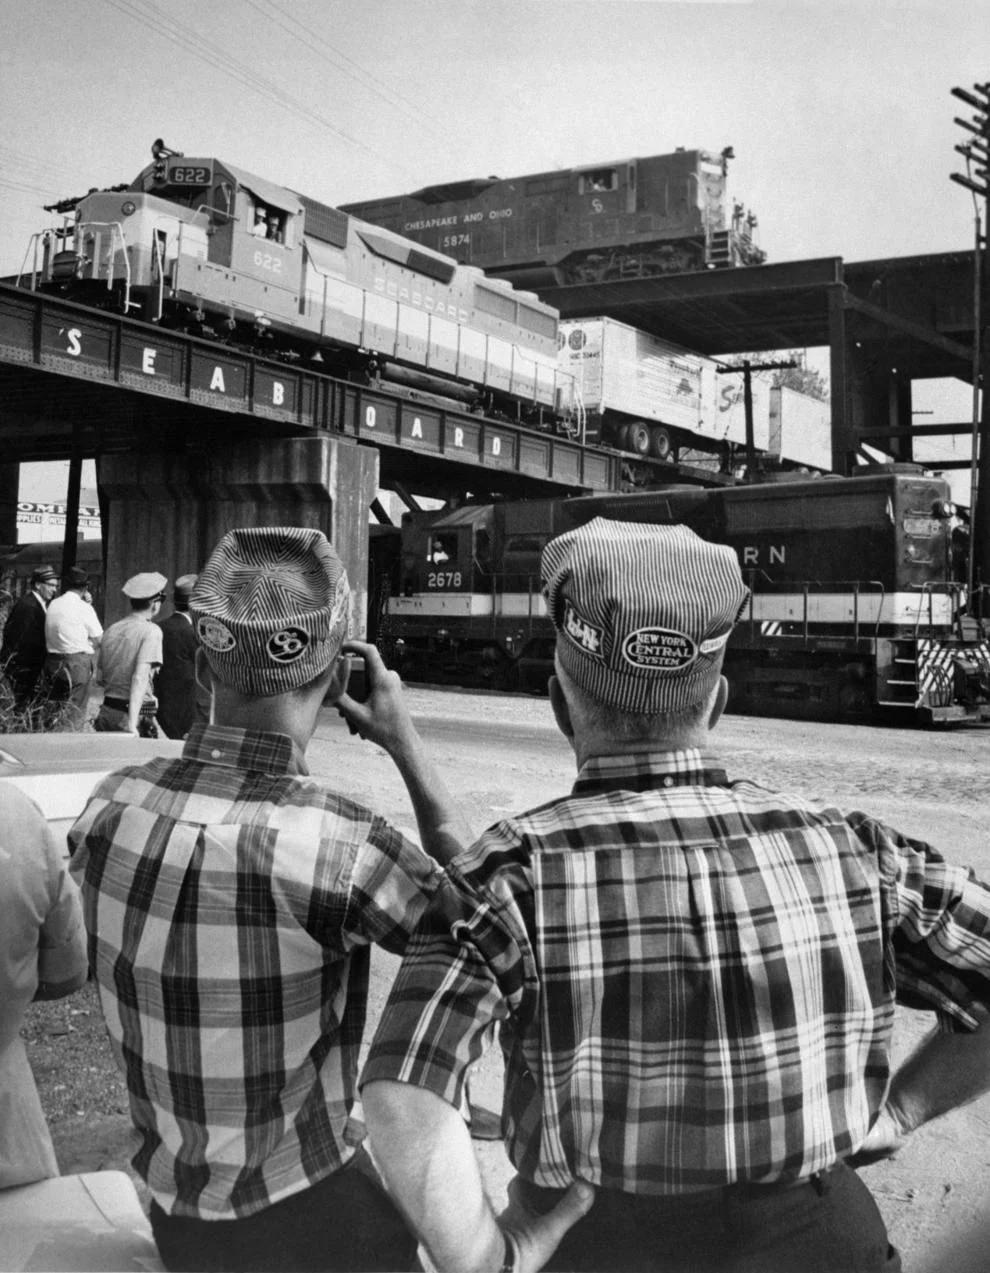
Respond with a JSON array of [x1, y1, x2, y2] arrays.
[[403, 216, 458, 232], [487, 208, 513, 220]]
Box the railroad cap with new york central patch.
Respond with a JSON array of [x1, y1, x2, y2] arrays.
[[541, 518, 748, 713], [190, 527, 350, 696]]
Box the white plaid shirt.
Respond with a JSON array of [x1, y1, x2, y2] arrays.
[[69, 724, 440, 1219]]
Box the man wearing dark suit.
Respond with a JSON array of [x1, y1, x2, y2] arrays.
[[154, 574, 205, 739], [1, 565, 58, 710]]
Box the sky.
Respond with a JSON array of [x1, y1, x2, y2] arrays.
[[1, 0, 987, 499]]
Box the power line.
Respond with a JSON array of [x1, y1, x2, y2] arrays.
[[251, 0, 448, 144], [100, 0, 417, 178]]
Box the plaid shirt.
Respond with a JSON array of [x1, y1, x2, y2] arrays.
[[68, 724, 440, 1219], [363, 748, 990, 1194]]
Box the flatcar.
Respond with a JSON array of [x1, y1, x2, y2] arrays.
[[18, 141, 577, 428], [379, 467, 990, 726], [341, 147, 766, 289]]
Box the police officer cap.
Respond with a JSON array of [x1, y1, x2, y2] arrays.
[[122, 571, 168, 600], [174, 573, 198, 600]]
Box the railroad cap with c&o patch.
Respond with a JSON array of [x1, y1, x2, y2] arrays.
[[190, 527, 350, 696], [541, 518, 749, 713]]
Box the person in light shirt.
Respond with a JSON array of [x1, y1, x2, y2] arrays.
[[43, 565, 102, 729]]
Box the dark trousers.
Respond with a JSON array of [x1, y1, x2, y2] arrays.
[[149, 1147, 417, 1272], [516, 1162, 901, 1273]]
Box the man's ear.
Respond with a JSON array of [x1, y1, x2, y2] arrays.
[[548, 675, 575, 741], [708, 675, 729, 730], [324, 656, 350, 704]]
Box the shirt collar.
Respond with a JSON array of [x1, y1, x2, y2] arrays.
[[573, 748, 729, 795], [182, 723, 310, 776]]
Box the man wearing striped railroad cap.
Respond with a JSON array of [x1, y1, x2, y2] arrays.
[[362, 516, 990, 1273], [69, 525, 477, 1272]]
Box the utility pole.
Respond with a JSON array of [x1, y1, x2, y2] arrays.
[[951, 81, 990, 612], [716, 358, 798, 479]]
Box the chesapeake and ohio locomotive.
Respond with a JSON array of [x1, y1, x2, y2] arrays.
[[377, 467, 990, 726], [341, 147, 766, 289], [18, 141, 578, 429]]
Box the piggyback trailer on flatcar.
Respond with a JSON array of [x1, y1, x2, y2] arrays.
[[383, 469, 990, 725]]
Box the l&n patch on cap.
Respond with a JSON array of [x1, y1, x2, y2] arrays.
[[191, 527, 350, 696], [542, 518, 748, 713]]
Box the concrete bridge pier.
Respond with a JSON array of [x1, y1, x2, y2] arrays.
[[97, 435, 378, 634]]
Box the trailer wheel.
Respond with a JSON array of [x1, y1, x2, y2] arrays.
[[623, 422, 651, 455], [649, 426, 674, 461]]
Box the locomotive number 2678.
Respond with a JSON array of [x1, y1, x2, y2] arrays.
[[427, 571, 462, 588]]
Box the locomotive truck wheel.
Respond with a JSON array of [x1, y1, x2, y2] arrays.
[[648, 426, 674, 461], [624, 422, 651, 455]]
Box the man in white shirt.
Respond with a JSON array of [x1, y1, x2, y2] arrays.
[[43, 565, 102, 730]]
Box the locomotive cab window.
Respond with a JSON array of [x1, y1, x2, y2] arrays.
[[212, 181, 234, 224], [580, 169, 618, 194], [427, 533, 457, 564], [250, 201, 287, 244]]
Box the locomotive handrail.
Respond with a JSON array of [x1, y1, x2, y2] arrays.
[[153, 235, 166, 322], [743, 575, 888, 643], [16, 232, 46, 291], [79, 222, 132, 314], [908, 581, 967, 638]]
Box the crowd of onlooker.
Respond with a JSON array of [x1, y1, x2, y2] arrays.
[[0, 563, 203, 736]]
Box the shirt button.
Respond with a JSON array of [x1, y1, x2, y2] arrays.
[[211, 749, 222, 759], [663, 776, 674, 787]]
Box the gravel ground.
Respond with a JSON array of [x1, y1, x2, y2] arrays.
[[21, 687, 990, 1270]]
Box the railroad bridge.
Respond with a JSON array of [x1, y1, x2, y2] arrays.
[[0, 248, 980, 628]]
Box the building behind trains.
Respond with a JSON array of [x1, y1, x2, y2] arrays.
[[377, 467, 990, 726], [341, 147, 766, 289]]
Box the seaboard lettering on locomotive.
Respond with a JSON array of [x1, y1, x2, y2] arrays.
[[340, 147, 766, 289], [379, 468, 990, 726], [17, 140, 578, 431]]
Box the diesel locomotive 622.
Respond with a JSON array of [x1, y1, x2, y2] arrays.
[[19, 141, 578, 428], [380, 468, 990, 726], [341, 147, 766, 289]]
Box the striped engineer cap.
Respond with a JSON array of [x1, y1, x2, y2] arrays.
[[191, 527, 350, 696], [541, 518, 748, 713]]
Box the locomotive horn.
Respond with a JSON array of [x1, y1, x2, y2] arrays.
[[151, 138, 183, 159]]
